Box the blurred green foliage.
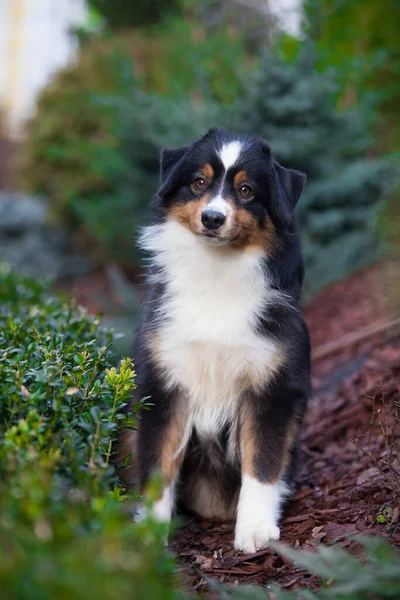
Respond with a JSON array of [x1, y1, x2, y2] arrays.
[[131, 17, 248, 103], [304, 0, 400, 154], [302, 0, 400, 281], [21, 41, 393, 296], [21, 36, 130, 231], [0, 267, 179, 599], [232, 49, 394, 297], [21, 0, 398, 298]]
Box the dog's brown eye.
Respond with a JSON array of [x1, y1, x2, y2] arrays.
[[239, 184, 253, 198], [191, 178, 206, 192]]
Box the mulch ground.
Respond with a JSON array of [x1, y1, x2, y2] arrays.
[[304, 262, 388, 350], [64, 262, 400, 593]]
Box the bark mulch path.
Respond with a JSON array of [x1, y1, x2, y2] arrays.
[[304, 262, 388, 350]]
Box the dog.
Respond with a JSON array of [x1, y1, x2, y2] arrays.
[[127, 128, 311, 553]]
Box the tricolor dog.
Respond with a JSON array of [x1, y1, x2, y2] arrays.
[[127, 128, 311, 553]]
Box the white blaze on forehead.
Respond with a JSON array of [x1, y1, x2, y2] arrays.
[[205, 140, 243, 217], [218, 140, 243, 172]]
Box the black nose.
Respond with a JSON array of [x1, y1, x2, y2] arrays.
[[201, 210, 226, 230]]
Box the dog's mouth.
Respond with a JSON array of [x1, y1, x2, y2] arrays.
[[198, 232, 230, 246]]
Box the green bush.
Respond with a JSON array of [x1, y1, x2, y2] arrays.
[[303, 0, 400, 155], [272, 538, 400, 599], [0, 267, 180, 600]]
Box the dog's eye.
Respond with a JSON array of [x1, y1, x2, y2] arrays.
[[191, 178, 206, 193], [238, 184, 253, 199]]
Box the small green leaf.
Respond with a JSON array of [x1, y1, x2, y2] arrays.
[[377, 514, 387, 524]]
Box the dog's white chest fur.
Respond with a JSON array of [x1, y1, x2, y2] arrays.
[[140, 220, 283, 437]]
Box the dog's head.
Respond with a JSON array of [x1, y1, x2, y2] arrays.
[[157, 128, 306, 252]]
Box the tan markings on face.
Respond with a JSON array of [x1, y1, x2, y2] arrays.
[[225, 198, 277, 253], [202, 163, 214, 181], [169, 192, 211, 234], [233, 170, 248, 188]]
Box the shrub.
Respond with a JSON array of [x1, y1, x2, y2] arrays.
[[0, 267, 180, 600]]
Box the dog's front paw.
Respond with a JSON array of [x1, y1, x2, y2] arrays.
[[133, 503, 170, 547], [133, 503, 148, 523], [234, 520, 280, 554], [133, 500, 171, 525], [134, 485, 174, 524]]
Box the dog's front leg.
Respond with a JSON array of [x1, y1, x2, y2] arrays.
[[137, 386, 189, 528], [234, 385, 305, 553]]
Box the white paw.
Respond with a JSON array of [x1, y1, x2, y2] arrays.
[[133, 503, 148, 523], [152, 497, 172, 523], [234, 520, 280, 553], [134, 485, 174, 524], [133, 501, 171, 523], [133, 503, 170, 547]]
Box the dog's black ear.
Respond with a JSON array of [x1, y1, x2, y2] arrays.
[[201, 127, 222, 140], [274, 161, 306, 215], [262, 142, 306, 226], [159, 144, 191, 197], [160, 146, 190, 182]]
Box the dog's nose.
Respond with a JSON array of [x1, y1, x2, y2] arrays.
[[201, 210, 226, 230]]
